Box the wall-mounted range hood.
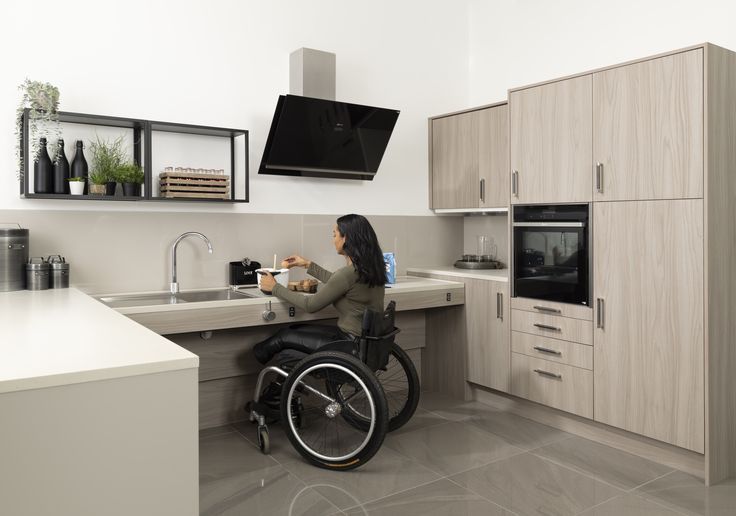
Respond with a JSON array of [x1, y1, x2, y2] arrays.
[[258, 48, 400, 181]]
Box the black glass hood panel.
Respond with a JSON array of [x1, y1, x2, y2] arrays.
[[258, 95, 400, 180]]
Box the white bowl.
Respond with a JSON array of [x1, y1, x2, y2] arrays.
[[256, 268, 290, 290]]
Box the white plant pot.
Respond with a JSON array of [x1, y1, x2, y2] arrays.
[[69, 182, 85, 195], [256, 268, 290, 290]]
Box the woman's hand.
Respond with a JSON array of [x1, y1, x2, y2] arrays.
[[259, 271, 276, 292], [281, 255, 310, 269]]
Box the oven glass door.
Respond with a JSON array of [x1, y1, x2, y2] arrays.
[[513, 221, 588, 305]]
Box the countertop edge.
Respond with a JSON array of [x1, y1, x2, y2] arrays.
[[407, 266, 509, 282]]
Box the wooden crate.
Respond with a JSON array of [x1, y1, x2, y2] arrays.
[[159, 171, 230, 200]]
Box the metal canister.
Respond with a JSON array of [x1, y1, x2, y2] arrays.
[[26, 257, 50, 291], [47, 255, 70, 289], [0, 223, 29, 291]]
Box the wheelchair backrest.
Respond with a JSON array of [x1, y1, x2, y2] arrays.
[[361, 301, 398, 371]]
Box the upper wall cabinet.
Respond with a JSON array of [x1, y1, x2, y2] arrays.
[[593, 49, 703, 201], [429, 103, 508, 210], [509, 75, 592, 204]]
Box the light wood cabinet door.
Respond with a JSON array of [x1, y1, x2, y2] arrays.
[[431, 111, 480, 209], [467, 279, 509, 392], [593, 200, 704, 452], [479, 105, 509, 209], [510, 75, 593, 204], [593, 49, 703, 201]]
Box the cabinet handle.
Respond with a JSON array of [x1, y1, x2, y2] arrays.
[[595, 162, 604, 193], [596, 298, 605, 329], [480, 178, 485, 203], [496, 292, 503, 320], [533, 305, 561, 314], [533, 323, 561, 332], [512, 170, 519, 196], [534, 368, 562, 380], [533, 346, 562, 356]]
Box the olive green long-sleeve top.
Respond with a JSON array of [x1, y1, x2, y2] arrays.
[[271, 262, 385, 336]]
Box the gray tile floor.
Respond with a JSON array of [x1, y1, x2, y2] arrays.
[[200, 392, 736, 515]]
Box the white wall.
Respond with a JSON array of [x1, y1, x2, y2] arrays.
[[0, 0, 471, 215], [468, 0, 736, 105]]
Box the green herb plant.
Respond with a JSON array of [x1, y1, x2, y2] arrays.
[[89, 135, 127, 184], [116, 163, 145, 184]]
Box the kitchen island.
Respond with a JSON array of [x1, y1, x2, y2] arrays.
[[0, 288, 199, 516]]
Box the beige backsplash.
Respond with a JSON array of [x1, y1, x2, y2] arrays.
[[2, 210, 462, 294], [463, 213, 509, 265]]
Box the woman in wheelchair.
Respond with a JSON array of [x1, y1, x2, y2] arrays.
[[248, 214, 420, 470]]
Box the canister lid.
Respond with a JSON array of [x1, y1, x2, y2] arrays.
[[26, 257, 49, 270], [47, 255, 69, 269], [0, 223, 29, 237]]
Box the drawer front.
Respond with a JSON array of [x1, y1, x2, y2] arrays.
[[511, 309, 593, 345], [511, 297, 593, 321], [511, 353, 593, 418], [511, 331, 593, 370]]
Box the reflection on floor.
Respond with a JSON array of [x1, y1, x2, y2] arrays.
[[199, 391, 736, 515]]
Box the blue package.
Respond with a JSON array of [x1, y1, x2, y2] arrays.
[[383, 252, 396, 284]]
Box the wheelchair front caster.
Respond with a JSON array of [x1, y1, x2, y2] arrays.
[[257, 425, 270, 454]]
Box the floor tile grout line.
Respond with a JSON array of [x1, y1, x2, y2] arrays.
[[338, 476, 448, 513], [525, 446, 672, 494], [629, 470, 695, 516], [443, 475, 523, 516], [625, 469, 679, 493]]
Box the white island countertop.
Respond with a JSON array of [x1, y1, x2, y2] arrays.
[[0, 288, 198, 394], [407, 266, 509, 282]]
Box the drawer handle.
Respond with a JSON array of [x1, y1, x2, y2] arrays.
[[533, 305, 561, 314], [534, 368, 562, 380], [533, 346, 562, 356], [533, 323, 561, 332]]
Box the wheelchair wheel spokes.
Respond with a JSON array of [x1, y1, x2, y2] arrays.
[[375, 343, 421, 432], [281, 352, 388, 469]]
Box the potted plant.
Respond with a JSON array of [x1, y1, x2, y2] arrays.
[[116, 163, 145, 197], [88, 135, 126, 196], [15, 79, 61, 181], [67, 176, 85, 195], [88, 171, 108, 195]]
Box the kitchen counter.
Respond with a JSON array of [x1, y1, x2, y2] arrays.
[[0, 287, 198, 394], [110, 276, 466, 335], [407, 265, 509, 282]]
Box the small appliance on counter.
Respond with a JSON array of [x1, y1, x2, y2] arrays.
[[0, 223, 29, 292], [229, 258, 261, 287]]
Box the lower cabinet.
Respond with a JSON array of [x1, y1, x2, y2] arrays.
[[511, 353, 593, 418], [466, 279, 509, 392]]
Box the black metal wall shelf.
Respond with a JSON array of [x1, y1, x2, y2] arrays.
[[19, 109, 249, 203]]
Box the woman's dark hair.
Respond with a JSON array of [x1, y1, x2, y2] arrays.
[[336, 214, 386, 287]]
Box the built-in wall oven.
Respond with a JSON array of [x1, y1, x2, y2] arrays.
[[512, 204, 590, 306]]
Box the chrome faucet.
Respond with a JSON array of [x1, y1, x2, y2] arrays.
[[170, 232, 213, 294]]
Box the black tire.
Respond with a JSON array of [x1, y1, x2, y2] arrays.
[[330, 343, 420, 432], [379, 343, 421, 431], [280, 351, 388, 470], [257, 426, 270, 454]]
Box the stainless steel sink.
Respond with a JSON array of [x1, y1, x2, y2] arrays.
[[98, 288, 259, 308]]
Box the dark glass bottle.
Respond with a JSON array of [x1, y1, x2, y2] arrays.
[[33, 137, 53, 194], [70, 140, 89, 194], [53, 139, 70, 194]]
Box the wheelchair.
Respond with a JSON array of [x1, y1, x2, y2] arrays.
[[245, 301, 420, 470]]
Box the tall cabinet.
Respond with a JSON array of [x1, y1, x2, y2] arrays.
[[504, 44, 736, 485]]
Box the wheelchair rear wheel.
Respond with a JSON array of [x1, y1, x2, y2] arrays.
[[280, 351, 388, 470], [332, 343, 420, 432]]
